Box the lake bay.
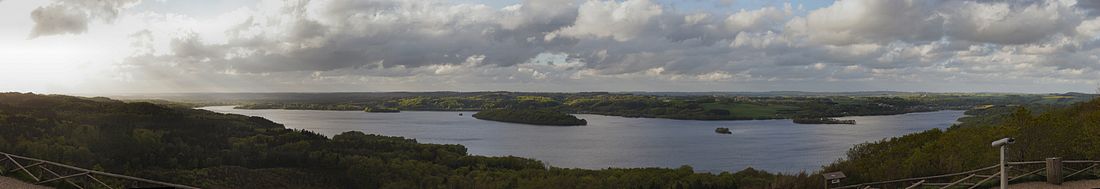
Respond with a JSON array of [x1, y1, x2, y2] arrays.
[[202, 106, 964, 173]]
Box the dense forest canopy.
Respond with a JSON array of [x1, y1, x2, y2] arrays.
[[0, 93, 819, 188]]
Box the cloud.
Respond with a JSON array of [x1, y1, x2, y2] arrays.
[[1077, 0, 1100, 16], [30, 4, 88, 37], [28, 0, 140, 38], [790, 0, 1091, 46], [787, 0, 945, 45], [555, 0, 664, 41], [943, 1, 1083, 44], [13, 0, 1100, 93], [725, 5, 790, 32]]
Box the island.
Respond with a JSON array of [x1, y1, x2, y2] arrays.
[[715, 127, 732, 134], [473, 109, 587, 126], [363, 106, 400, 113], [792, 118, 856, 124]]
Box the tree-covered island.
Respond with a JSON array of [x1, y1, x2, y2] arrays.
[[362, 106, 400, 113], [792, 118, 856, 124], [472, 109, 587, 126]]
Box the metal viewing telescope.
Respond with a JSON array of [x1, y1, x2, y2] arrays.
[[991, 137, 1015, 189]]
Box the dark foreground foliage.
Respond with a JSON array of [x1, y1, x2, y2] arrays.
[[0, 93, 821, 189]]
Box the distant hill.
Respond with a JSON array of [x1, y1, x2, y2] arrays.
[[107, 91, 1097, 123], [620, 91, 1090, 97], [622, 91, 924, 97]]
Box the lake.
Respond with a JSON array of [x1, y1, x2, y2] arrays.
[[201, 106, 964, 173]]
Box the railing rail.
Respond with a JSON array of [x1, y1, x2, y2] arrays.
[[832, 159, 1100, 189], [0, 151, 199, 189]]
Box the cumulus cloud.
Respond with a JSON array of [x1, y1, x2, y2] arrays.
[[555, 0, 664, 41], [944, 1, 1083, 44], [725, 6, 790, 32], [788, 0, 1088, 45]]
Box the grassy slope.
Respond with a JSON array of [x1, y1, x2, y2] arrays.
[[820, 98, 1100, 186]]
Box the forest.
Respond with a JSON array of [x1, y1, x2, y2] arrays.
[[0, 93, 818, 189], [473, 109, 587, 126]]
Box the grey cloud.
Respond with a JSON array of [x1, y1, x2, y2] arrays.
[[134, 0, 577, 74], [56, 0, 139, 22], [792, 0, 947, 45], [29, 0, 141, 38], [498, 0, 579, 32], [790, 0, 1088, 45], [1077, 0, 1100, 16], [30, 5, 88, 37], [943, 1, 1083, 44], [288, 19, 327, 40], [136, 0, 775, 77], [681, 0, 737, 8], [111, 0, 1100, 92]]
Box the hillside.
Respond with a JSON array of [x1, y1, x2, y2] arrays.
[[821, 98, 1100, 185]]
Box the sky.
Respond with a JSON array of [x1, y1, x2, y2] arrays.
[[1, 0, 1100, 94]]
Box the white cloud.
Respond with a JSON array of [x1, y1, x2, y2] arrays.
[[725, 5, 789, 32], [555, 0, 664, 41], [790, 0, 944, 45], [944, 1, 1083, 44]]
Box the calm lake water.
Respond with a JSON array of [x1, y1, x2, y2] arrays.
[[201, 106, 964, 173]]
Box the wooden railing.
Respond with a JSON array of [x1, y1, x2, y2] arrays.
[[831, 158, 1100, 189], [0, 151, 199, 189]]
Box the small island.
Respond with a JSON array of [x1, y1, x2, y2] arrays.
[[715, 127, 732, 134], [473, 109, 587, 126], [364, 107, 400, 113], [792, 118, 856, 124]]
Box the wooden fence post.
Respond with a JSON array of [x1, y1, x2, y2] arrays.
[[1046, 157, 1062, 185]]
